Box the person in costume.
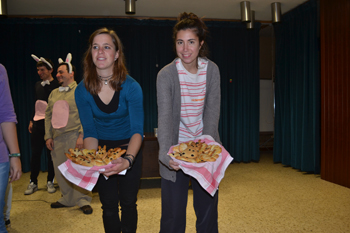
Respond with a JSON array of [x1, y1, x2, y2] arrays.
[[45, 53, 93, 214], [24, 55, 59, 195], [157, 12, 221, 233], [0, 64, 22, 232], [75, 28, 144, 233]]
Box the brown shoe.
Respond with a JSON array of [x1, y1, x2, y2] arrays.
[[51, 201, 68, 208], [80, 205, 93, 214]]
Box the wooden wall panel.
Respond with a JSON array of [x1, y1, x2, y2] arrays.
[[320, 0, 350, 188]]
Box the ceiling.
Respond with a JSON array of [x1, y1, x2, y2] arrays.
[[7, 0, 308, 21]]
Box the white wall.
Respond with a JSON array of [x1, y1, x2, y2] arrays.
[[260, 79, 274, 132]]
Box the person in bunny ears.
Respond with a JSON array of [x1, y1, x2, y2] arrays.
[[24, 55, 59, 195], [44, 53, 93, 215]]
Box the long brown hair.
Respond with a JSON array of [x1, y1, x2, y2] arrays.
[[83, 28, 128, 95]]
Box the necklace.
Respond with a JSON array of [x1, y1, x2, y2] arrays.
[[98, 74, 113, 85]]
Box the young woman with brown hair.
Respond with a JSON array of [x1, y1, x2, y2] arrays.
[[75, 28, 144, 233], [157, 12, 221, 233]]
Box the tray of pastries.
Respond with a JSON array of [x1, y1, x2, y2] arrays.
[[65, 145, 126, 167], [168, 139, 222, 163]]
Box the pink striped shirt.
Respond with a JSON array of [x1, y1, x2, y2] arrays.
[[176, 58, 208, 143]]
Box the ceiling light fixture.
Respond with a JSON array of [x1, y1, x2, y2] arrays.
[[247, 10, 255, 29], [0, 0, 7, 16], [240, 1, 251, 22], [271, 2, 282, 23], [125, 0, 136, 15]]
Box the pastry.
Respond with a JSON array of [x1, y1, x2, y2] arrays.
[[82, 149, 96, 159], [169, 140, 222, 163], [96, 145, 107, 159], [65, 146, 126, 167], [103, 148, 127, 164]]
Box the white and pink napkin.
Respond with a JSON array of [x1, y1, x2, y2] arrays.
[[168, 135, 233, 196], [58, 160, 126, 191]]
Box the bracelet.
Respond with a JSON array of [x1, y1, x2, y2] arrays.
[[123, 156, 133, 169], [125, 154, 135, 160], [9, 153, 21, 157]]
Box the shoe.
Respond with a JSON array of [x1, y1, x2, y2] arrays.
[[47, 181, 56, 193], [5, 219, 10, 228], [24, 182, 38, 195], [80, 205, 93, 215], [51, 201, 68, 208]]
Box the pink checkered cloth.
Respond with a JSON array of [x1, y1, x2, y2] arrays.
[[58, 160, 126, 191], [168, 135, 233, 196]]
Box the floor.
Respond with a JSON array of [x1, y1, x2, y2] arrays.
[[6, 152, 350, 233]]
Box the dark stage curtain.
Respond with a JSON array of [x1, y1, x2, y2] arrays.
[[273, 0, 320, 173], [0, 18, 260, 172], [207, 22, 261, 162]]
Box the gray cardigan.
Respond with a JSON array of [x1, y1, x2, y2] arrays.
[[156, 58, 221, 182]]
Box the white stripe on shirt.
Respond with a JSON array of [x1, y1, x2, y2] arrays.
[[176, 58, 208, 143]]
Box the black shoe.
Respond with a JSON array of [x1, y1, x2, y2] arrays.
[[5, 219, 10, 228], [51, 201, 68, 208], [80, 205, 93, 215]]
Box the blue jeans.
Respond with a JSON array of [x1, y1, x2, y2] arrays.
[[0, 162, 10, 233], [4, 182, 12, 221]]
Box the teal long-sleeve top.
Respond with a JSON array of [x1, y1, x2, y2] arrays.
[[75, 75, 144, 141]]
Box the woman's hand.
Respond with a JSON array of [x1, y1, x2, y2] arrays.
[[169, 159, 180, 171], [100, 157, 129, 177]]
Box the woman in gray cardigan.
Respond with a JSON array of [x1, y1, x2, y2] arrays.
[[156, 12, 221, 233]]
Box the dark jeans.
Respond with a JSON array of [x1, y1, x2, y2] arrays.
[[160, 170, 219, 233], [97, 139, 142, 233], [30, 120, 55, 184]]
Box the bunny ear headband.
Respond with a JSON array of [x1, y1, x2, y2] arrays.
[[58, 53, 73, 73], [31, 54, 53, 69]]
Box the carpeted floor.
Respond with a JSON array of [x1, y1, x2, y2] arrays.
[[6, 152, 350, 233]]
